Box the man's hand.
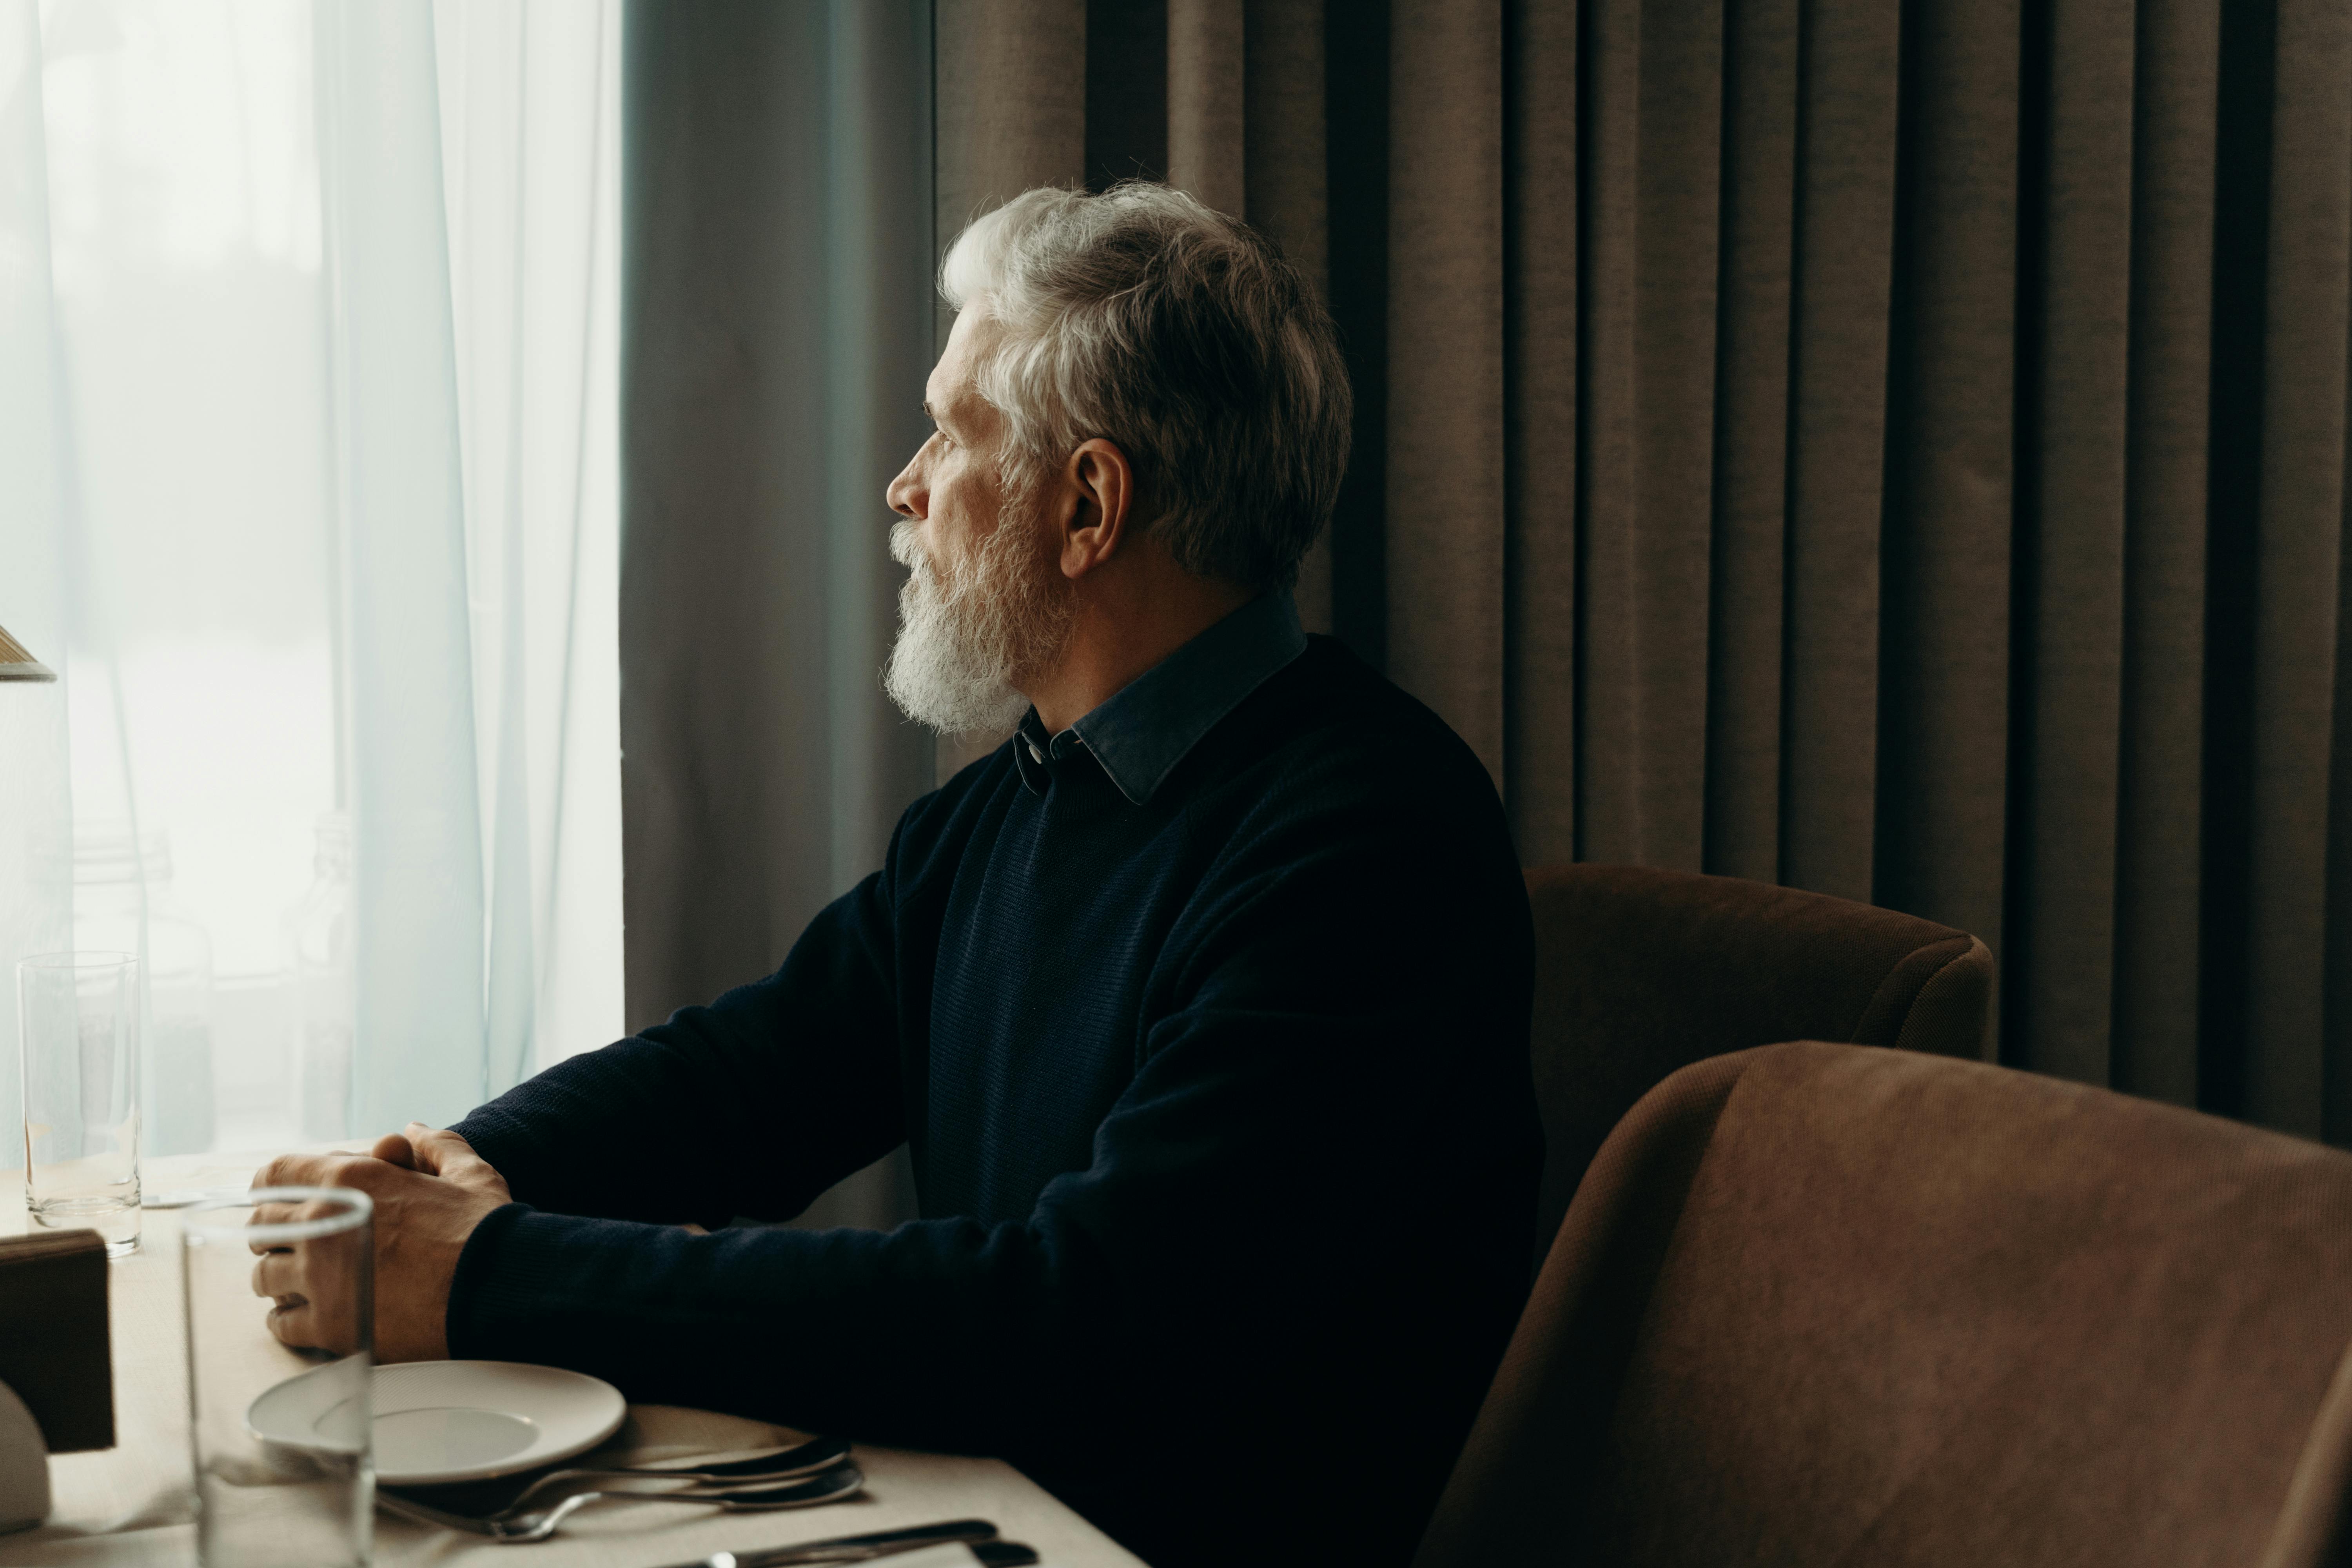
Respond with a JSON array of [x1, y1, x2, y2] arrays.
[[250, 1124, 513, 1362]]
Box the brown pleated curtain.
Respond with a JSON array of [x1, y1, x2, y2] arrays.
[[936, 0, 2352, 1138]]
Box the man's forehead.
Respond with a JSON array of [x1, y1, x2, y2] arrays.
[[928, 313, 998, 425]]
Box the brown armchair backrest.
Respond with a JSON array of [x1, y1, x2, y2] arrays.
[[1416, 1042, 2352, 1568], [1525, 864, 1991, 1251]]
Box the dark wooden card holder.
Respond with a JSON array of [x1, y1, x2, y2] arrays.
[[0, 1229, 114, 1452]]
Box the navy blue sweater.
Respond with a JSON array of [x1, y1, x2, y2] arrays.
[[447, 632, 1539, 1567]]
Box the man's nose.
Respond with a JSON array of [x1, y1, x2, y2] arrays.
[[886, 458, 924, 519]]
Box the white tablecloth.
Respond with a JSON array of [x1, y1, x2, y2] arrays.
[[0, 1152, 1146, 1567]]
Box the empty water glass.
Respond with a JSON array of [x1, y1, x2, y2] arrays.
[[17, 951, 141, 1256], [184, 1186, 374, 1568]]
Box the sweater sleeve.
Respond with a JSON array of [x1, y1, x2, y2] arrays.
[[443, 762, 1539, 1481], [447, 865, 906, 1230]]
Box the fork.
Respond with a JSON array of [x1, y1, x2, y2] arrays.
[[485, 1433, 854, 1517], [374, 1460, 866, 1543]]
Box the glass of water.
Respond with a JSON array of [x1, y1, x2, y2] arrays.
[[184, 1187, 374, 1568], [16, 951, 140, 1256]]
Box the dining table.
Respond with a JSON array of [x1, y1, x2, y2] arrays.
[[0, 1148, 1149, 1568]]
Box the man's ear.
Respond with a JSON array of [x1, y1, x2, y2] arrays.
[[1058, 438, 1137, 580]]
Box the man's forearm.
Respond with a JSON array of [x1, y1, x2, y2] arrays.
[[446, 1201, 1082, 1454], [452, 1032, 743, 1224], [453, 1015, 902, 1227], [453, 875, 909, 1226]]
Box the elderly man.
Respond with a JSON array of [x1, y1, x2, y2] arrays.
[[256, 184, 1539, 1568]]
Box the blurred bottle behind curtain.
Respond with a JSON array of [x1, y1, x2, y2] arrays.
[[0, 0, 622, 1161]]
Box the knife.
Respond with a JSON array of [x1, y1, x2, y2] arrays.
[[665, 1518, 1000, 1567]]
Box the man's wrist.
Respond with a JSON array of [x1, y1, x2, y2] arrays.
[[443, 1200, 532, 1359]]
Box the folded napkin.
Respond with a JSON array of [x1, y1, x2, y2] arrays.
[[0, 1229, 113, 1452]]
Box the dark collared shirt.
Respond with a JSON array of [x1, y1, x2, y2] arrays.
[[1011, 591, 1308, 804]]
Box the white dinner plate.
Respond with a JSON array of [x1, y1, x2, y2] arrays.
[[248, 1359, 629, 1486]]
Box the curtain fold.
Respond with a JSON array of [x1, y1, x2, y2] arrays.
[[1874, 0, 2020, 1006], [2109, 0, 2216, 1109], [2011, 0, 2132, 1091], [621, 0, 935, 1025], [1776, 0, 1901, 907], [1386, 0, 1507, 786], [926, 0, 2352, 1134], [436, 0, 626, 1100], [621, 0, 934, 1227], [2241, 0, 2348, 1134], [1242, 0, 1332, 630], [1167, 0, 1243, 214], [317, 0, 491, 1133], [1575, 0, 1721, 870], [1700, 0, 1794, 886], [1503, 1, 1579, 866]]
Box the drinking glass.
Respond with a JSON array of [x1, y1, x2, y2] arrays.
[[183, 1187, 374, 1568], [16, 951, 140, 1256]]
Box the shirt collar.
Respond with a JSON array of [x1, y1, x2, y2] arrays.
[[1011, 592, 1307, 804]]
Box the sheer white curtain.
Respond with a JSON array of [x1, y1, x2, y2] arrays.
[[0, 0, 621, 1161]]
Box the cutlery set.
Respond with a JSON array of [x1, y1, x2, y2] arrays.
[[375, 1434, 1040, 1563], [489, 1433, 857, 1516]]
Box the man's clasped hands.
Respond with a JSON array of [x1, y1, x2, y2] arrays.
[[247, 1125, 512, 1362]]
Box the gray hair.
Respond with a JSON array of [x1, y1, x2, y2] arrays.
[[939, 183, 1352, 593]]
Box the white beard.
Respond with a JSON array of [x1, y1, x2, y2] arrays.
[[884, 508, 1071, 735]]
